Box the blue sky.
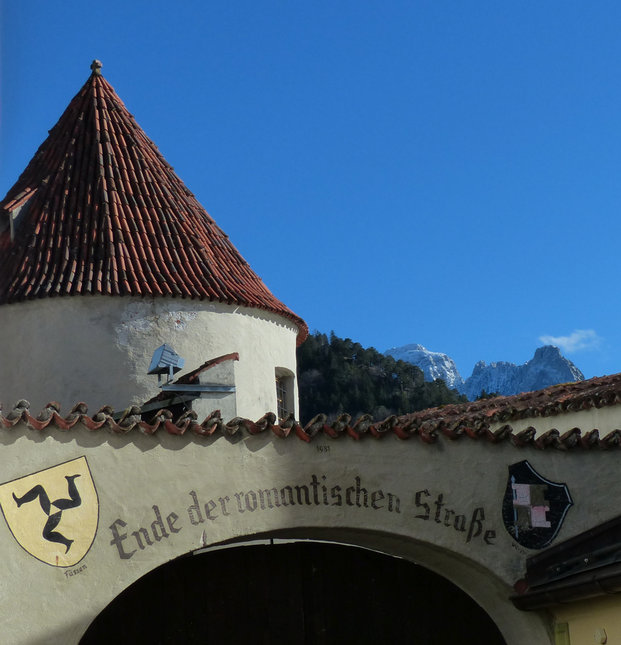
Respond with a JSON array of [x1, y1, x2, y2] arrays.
[[2, 1, 620, 380]]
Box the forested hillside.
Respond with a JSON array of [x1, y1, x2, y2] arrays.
[[296, 332, 466, 424]]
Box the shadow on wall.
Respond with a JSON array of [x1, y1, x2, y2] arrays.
[[80, 541, 506, 644]]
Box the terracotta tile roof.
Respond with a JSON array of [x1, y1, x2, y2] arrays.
[[0, 61, 307, 343], [390, 373, 621, 446], [4, 372, 621, 447]]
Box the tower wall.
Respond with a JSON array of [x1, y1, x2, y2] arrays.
[[0, 296, 300, 419]]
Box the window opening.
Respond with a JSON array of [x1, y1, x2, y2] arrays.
[[276, 375, 288, 420]]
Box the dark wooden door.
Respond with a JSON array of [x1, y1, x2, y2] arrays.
[[81, 542, 505, 644]]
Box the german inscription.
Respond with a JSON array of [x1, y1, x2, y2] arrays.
[[414, 489, 495, 545], [108, 473, 495, 560]]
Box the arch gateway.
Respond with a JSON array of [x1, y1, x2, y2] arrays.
[[2, 62, 621, 644], [2, 381, 621, 644]]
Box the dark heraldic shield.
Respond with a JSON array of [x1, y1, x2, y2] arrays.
[[502, 460, 573, 550], [0, 457, 99, 567]]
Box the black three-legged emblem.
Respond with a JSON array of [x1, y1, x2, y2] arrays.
[[12, 475, 82, 553]]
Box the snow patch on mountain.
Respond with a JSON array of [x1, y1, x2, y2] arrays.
[[462, 345, 584, 400], [385, 344, 584, 400], [384, 344, 464, 390]]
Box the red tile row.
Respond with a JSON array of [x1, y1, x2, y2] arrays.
[[3, 372, 621, 447]]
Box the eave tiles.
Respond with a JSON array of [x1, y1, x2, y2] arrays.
[[4, 372, 621, 449]]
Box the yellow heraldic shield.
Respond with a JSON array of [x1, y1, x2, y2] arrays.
[[0, 457, 99, 567]]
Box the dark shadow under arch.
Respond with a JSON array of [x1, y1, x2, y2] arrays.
[[81, 541, 505, 644]]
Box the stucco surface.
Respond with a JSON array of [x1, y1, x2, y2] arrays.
[[2, 422, 614, 644], [0, 296, 299, 418], [552, 595, 621, 644]]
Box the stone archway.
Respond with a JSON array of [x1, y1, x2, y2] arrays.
[[80, 541, 505, 644]]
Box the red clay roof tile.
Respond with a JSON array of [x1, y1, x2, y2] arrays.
[[0, 62, 307, 343], [3, 371, 621, 445]]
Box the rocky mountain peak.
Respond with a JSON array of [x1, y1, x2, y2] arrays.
[[385, 343, 584, 400], [384, 344, 464, 390]]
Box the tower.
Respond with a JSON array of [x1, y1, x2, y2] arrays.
[[0, 61, 307, 419]]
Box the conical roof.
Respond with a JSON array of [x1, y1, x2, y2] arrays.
[[0, 61, 307, 342]]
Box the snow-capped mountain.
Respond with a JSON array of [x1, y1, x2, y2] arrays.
[[384, 344, 464, 390], [462, 345, 584, 400], [384, 344, 584, 400]]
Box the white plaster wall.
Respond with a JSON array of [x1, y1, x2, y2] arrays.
[[193, 361, 238, 421], [0, 296, 300, 420], [0, 426, 575, 645]]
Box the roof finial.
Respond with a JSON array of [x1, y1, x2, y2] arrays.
[[90, 60, 103, 76]]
